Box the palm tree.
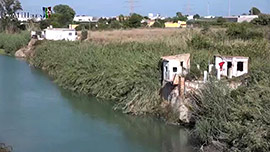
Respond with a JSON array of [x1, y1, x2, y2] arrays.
[[0, 0, 22, 33]]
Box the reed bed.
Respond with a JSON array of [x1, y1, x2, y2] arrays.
[[30, 27, 270, 151], [0, 31, 30, 55]]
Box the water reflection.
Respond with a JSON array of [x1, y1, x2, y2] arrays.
[[60, 91, 196, 152]]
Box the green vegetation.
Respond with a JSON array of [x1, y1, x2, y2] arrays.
[[0, 0, 22, 33], [29, 25, 270, 151], [40, 4, 75, 29], [81, 30, 88, 41], [193, 79, 270, 151], [249, 7, 261, 15], [0, 31, 30, 55], [251, 14, 270, 26], [189, 27, 270, 151]]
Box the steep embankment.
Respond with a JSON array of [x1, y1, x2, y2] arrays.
[[29, 40, 185, 116]]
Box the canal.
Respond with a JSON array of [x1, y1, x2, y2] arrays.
[[0, 55, 195, 152]]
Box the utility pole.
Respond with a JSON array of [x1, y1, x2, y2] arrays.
[[186, 0, 191, 15], [129, 0, 134, 14], [228, 0, 231, 16], [207, 2, 210, 16]]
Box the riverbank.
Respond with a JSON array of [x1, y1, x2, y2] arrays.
[[3, 26, 270, 151], [0, 55, 195, 152]]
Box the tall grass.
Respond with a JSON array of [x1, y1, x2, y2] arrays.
[[0, 31, 30, 55], [30, 27, 270, 151]]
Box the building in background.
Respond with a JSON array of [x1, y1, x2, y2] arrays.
[[16, 12, 42, 22], [43, 27, 77, 41], [223, 15, 258, 23], [73, 15, 99, 23], [164, 21, 187, 28]]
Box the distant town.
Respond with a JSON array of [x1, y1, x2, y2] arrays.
[[15, 11, 259, 24]]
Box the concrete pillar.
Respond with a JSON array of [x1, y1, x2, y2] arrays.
[[179, 76, 185, 98], [217, 68, 221, 80], [208, 64, 214, 73], [204, 71, 208, 83], [228, 68, 233, 79]]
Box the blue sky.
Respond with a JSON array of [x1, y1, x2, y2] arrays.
[[20, 0, 270, 17]]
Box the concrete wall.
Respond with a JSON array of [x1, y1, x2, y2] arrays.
[[44, 29, 77, 41], [215, 56, 248, 78]]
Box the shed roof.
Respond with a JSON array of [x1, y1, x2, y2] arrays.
[[45, 28, 75, 31], [214, 55, 249, 60], [161, 53, 190, 61]]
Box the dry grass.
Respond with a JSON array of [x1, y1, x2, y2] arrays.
[[86, 28, 198, 43]]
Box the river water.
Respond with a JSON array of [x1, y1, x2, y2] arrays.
[[0, 55, 195, 152]]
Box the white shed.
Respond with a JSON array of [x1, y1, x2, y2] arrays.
[[161, 54, 190, 83], [215, 55, 249, 78], [44, 28, 77, 41]]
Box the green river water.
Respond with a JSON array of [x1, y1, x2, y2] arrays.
[[0, 55, 195, 152]]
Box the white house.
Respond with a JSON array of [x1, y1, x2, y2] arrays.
[[16, 12, 42, 22], [161, 54, 190, 84], [74, 15, 94, 22], [215, 55, 249, 78], [44, 28, 77, 41], [237, 15, 258, 23], [223, 15, 258, 23]]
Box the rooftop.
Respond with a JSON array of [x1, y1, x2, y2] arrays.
[[214, 55, 249, 59], [161, 53, 190, 61], [45, 28, 75, 31]]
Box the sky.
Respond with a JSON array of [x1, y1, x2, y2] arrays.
[[20, 0, 270, 17]]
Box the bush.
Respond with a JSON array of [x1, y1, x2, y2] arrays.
[[188, 34, 212, 49], [152, 20, 165, 28], [226, 23, 263, 40], [193, 80, 270, 151], [251, 14, 270, 26], [81, 30, 88, 41]]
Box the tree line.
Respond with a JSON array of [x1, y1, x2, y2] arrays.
[[1, 0, 270, 33]]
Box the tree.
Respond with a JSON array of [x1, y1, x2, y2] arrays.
[[40, 4, 75, 29], [249, 7, 261, 15], [175, 12, 188, 21], [0, 0, 22, 33], [53, 4, 75, 26], [125, 13, 143, 28], [176, 12, 183, 18], [193, 14, 200, 20], [152, 19, 165, 28]]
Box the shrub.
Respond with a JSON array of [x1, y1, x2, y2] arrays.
[[251, 14, 270, 26], [226, 23, 263, 40], [81, 30, 88, 41], [192, 80, 270, 151], [188, 34, 212, 49], [152, 20, 165, 28]]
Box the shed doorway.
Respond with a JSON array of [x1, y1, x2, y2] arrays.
[[227, 62, 232, 76]]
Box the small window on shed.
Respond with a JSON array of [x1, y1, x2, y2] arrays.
[[237, 62, 244, 71], [69, 32, 72, 36], [173, 67, 177, 72], [180, 61, 184, 67]]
